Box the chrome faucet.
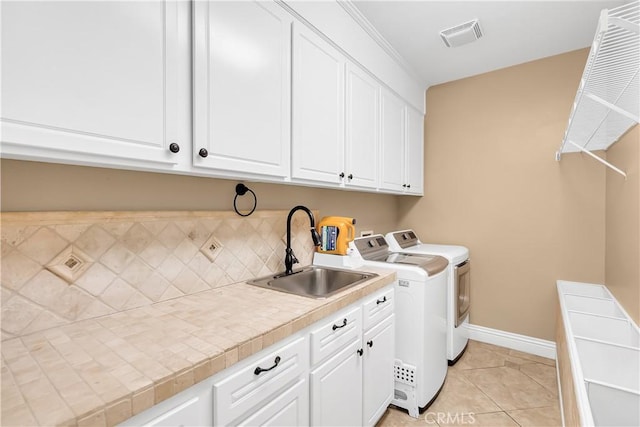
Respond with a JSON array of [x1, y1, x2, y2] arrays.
[[285, 205, 322, 275]]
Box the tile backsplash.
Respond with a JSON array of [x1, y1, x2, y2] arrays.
[[0, 210, 316, 340]]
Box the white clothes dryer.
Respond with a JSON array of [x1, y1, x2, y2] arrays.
[[316, 235, 448, 418], [385, 230, 470, 365]]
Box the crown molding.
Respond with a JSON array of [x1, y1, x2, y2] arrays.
[[337, 0, 428, 88]]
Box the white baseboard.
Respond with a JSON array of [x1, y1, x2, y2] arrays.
[[465, 323, 556, 360]]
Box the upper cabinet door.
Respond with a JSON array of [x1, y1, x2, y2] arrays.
[[292, 23, 345, 184], [405, 108, 424, 195], [0, 1, 182, 169], [193, 1, 292, 178], [345, 64, 379, 190], [379, 89, 406, 192]]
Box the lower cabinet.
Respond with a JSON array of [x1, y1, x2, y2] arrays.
[[310, 287, 395, 427], [235, 378, 309, 427], [120, 378, 213, 426], [119, 285, 394, 427], [212, 336, 309, 426], [363, 315, 395, 426], [310, 340, 363, 426], [141, 396, 207, 427]]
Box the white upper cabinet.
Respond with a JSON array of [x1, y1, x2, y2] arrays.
[[0, 0, 184, 169], [345, 64, 380, 190], [405, 107, 424, 195], [379, 88, 407, 192], [292, 22, 346, 184], [192, 1, 292, 178], [379, 88, 424, 195], [1, 0, 424, 195]]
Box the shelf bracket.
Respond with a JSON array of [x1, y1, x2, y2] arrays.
[[585, 92, 640, 123], [565, 140, 627, 178], [609, 16, 640, 35]]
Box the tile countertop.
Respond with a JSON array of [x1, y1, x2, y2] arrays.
[[1, 267, 395, 427]]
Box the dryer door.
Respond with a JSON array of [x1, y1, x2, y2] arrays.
[[454, 260, 471, 327]]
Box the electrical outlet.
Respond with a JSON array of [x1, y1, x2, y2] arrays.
[[360, 230, 373, 237]]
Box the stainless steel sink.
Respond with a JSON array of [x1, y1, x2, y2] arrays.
[[246, 266, 377, 299]]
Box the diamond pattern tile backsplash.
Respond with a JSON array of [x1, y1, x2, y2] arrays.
[[0, 210, 317, 340]]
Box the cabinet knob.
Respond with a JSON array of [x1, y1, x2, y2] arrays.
[[198, 148, 209, 158], [367, 340, 373, 348], [348, 174, 353, 180], [357, 348, 364, 356], [407, 184, 411, 189], [339, 172, 345, 178], [402, 184, 407, 188], [169, 143, 180, 153]]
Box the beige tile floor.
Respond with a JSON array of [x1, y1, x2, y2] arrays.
[[377, 340, 562, 427]]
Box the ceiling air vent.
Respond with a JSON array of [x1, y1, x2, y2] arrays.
[[440, 19, 483, 48]]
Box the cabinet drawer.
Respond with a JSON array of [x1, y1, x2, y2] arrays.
[[362, 287, 394, 331], [310, 306, 361, 365], [236, 378, 309, 427], [141, 396, 202, 427], [213, 336, 308, 426]]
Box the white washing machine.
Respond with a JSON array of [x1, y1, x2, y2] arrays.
[[385, 230, 470, 365], [315, 235, 448, 418]]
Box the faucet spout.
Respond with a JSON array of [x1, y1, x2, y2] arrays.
[[285, 205, 321, 275]]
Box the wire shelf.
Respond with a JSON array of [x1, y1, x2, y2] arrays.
[[558, 1, 639, 176]]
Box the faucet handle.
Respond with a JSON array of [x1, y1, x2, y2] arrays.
[[291, 252, 299, 265], [310, 228, 322, 246]]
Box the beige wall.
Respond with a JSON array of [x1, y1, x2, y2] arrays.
[[398, 49, 607, 341], [605, 127, 640, 324], [0, 159, 400, 237]]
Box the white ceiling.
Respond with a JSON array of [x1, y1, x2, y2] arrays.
[[352, 0, 630, 87]]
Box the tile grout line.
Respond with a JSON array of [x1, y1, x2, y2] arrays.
[[504, 409, 524, 427], [0, 353, 39, 424], [460, 364, 513, 414], [459, 352, 560, 417], [12, 337, 79, 425], [515, 362, 562, 399]]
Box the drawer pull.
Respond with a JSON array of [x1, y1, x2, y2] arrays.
[[376, 296, 387, 305], [367, 340, 373, 348], [357, 348, 364, 356], [254, 356, 281, 375], [332, 318, 347, 331]]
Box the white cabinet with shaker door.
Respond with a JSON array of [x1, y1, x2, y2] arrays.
[[192, 0, 293, 179], [0, 0, 186, 171]]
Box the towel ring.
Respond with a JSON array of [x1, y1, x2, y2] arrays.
[[233, 183, 257, 217]]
